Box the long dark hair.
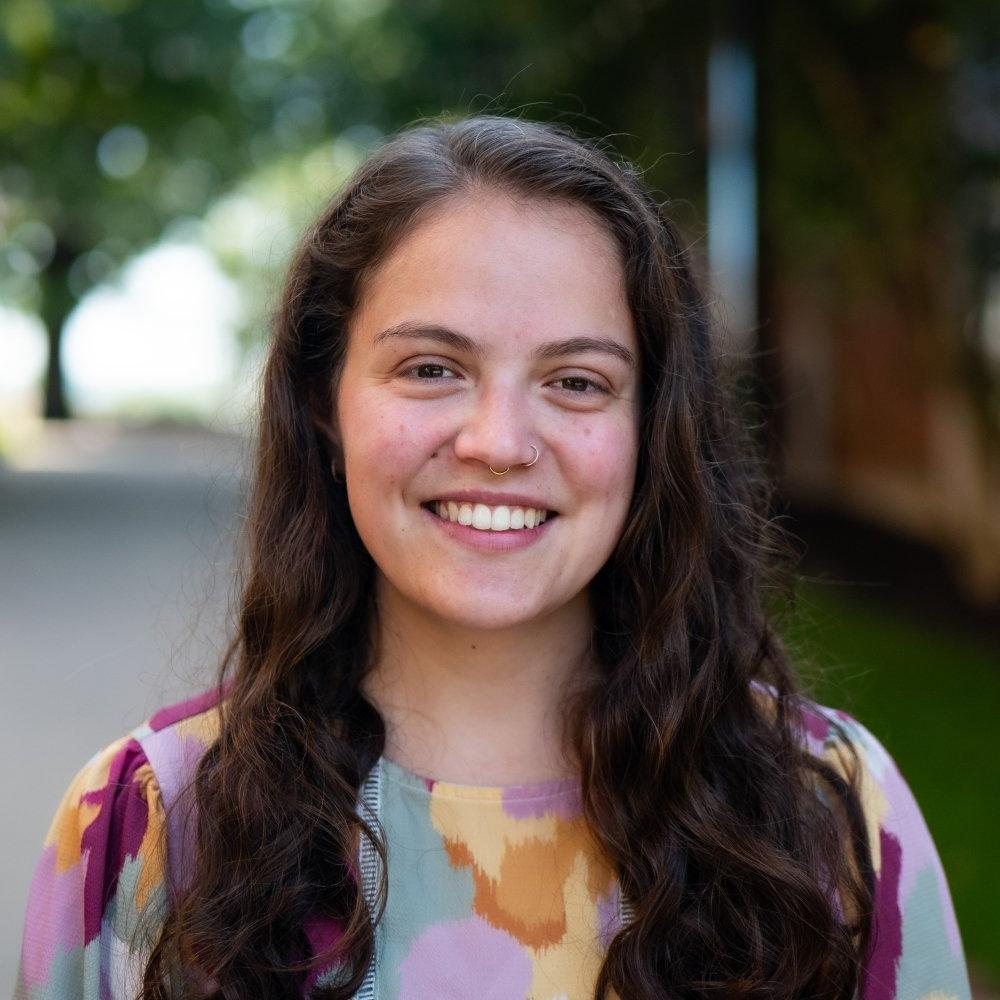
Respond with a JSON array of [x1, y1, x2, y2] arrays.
[[141, 113, 874, 998]]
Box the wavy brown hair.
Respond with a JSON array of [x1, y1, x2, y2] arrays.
[[141, 113, 874, 999]]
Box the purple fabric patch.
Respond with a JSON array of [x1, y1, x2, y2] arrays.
[[596, 883, 623, 949], [862, 828, 903, 1000], [500, 782, 581, 820], [138, 726, 208, 897]]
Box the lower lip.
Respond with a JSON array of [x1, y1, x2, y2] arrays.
[[421, 505, 557, 552]]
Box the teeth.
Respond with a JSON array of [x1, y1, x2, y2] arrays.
[[472, 503, 492, 530], [430, 500, 551, 532], [490, 506, 511, 531]]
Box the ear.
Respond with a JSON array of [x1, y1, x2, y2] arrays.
[[314, 414, 337, 447], [309, 394, 344, 465]]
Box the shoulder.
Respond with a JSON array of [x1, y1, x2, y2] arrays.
[[793, 697, 934, 850], [128, 684, 226, 785], [795, 698, 890, 788], [752, 682, 916, 816], [127, 686, 227, 893], [793, 696, 971, 999], [792, 695, 936, 878], [15, 687, 227, 999]]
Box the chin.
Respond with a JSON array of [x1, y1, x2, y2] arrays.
[[427, 598, 546, 633]]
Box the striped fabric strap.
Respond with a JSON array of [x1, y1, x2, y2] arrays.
[[350, 759, 634, 999], [353, 760, 382, 1000]]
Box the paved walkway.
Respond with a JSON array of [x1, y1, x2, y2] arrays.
[[1, 420, 247, 990]]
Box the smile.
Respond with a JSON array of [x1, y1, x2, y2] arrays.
[[423, 500, 555, 532]]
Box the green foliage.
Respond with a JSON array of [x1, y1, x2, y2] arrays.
[[1, 0, 354, 310], [0, 0, 709, 303], [1, 0, 711, 416]]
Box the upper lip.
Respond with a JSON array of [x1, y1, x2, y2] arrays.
[[424, 489, 558, 513]]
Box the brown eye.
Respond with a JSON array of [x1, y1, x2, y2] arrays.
[[401, 363, 458, 380], [554, 376, 609, 395]]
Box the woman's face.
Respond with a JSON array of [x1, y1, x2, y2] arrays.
[[333, 191, 641, 632]]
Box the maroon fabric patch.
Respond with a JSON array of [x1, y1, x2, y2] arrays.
[[801, 704, 833, 743], [148, 682, 231, 732], [862, 828, 904, 1000], [78, 738, 152, 942]]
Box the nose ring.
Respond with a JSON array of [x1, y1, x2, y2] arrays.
[[489, 445, 539, 476]]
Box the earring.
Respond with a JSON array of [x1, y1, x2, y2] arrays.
[[330, 458, 343, 483]]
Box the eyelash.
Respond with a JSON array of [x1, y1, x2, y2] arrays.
[[400, 362, 610, 395]]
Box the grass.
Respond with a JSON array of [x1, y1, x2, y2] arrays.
[[780, 580, 1000, 985]]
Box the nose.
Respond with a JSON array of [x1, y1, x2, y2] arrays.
[[452, 378, 538, 474]]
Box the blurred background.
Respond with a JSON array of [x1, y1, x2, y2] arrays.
[[2, 0, 998, 991]]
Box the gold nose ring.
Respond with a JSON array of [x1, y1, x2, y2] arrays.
[[489, 445, 539, 476]]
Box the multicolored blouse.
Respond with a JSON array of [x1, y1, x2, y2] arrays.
[[14, 688, 972, 999]]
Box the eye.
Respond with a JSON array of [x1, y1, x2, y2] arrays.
[[400, 362, 460, 381], [551, 375, 610, 395]]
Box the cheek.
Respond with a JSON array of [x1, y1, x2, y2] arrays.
[[564, 418, 638, 508], [341, 392, 427, 492]]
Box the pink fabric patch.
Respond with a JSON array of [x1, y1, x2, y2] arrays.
[[19, 843, 87, 990], [399, 915, 532, 999]]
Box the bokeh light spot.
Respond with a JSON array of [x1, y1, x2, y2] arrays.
[[96, 124, 149, 179]]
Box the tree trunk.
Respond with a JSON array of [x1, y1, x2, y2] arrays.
[[39, 240, 78, 420]]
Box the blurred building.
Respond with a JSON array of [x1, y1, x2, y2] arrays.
[[709, 3, 1000, 610]]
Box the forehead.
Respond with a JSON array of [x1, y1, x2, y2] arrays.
[[349, 192, 635, 354]]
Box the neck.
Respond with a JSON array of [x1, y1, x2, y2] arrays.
[[362, 577, 594, 786]]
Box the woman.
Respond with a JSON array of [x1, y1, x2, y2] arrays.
[[15, 114, 971, 1000]]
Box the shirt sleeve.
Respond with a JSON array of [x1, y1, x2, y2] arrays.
[[14, 735, 170, 1000], [822, 712, 972, 1000]]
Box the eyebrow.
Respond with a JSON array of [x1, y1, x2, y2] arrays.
[[371, 321, 636, 370]]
